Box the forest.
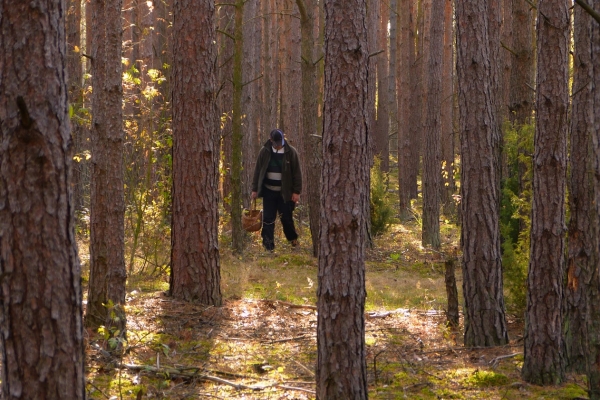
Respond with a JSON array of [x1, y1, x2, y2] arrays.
[[1, 0, 600, 398]]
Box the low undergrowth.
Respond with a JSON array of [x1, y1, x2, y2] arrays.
[[82, 218, 588, 399]]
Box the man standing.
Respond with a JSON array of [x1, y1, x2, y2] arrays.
[[251, 129, 302, 251]]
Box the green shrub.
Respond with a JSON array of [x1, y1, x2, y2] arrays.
[[500, 121, 534, 316], [370, 157, 395, 237]]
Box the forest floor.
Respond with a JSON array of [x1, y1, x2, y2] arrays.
[[82, 217, 590, 399]]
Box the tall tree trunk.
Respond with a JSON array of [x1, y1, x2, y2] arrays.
[[565, 1, 596, 375], [384, 0, 397, 173], [242, 0, 259, 208], [440, 0, 455, 216], [316, 0, 369, 397], [231, 0, 245, 253], [0, 0, 85, 397], [170, 0, 222, 305], [456, 0, 509, 347], [367, 0, 379, 166], [521, 0, 569, 385], [589, 1, 600, 395], [398, 0, 412, 219], [408, 0, 423, 200], [376, 0, 389, 173], [86, 0, 127, 339], [498, 0, 512, 122], [67, 0, 85, 213], [509, 0, 534, 125], [421, 0, 443, 250], [218, 5, 234, 213], [296, 0, 321, 257]]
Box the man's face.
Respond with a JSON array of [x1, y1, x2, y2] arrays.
[[271, 140, 283, 150]]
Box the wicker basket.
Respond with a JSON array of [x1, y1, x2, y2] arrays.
[[242, 201, 263, 232]]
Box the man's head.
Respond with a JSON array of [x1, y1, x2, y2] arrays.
[[270, 129, 284, 148]]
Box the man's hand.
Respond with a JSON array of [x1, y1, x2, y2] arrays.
[[251, 191, 258, 199], [292, 193, 300, 203]]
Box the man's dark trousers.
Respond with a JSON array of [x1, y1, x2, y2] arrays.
[[261, 187, 298, 250]]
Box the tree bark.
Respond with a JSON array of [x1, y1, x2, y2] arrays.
[[86, 0, 127, 337], [408, 0, 423, 200], [445, 258, 459, 327], [398, 0, 412, 219], [509, 0, 534, 125], [317, 0, 369, 397], [565, 1, 596, 374], [0, 0, 85, 397], [590, 1, 600, 396], [297, 0, 321, 257], [421, 0, 443, 250], [230, 0, 245, 253], [440, 0, 455, 216], [170, 0, 222, 305], [456, 0, 509, 347], [521, 0, 569, 385], [384, 0, 398, 173], [376, 0, 389, 176]]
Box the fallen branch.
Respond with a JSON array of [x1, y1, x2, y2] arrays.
[[121, 363, 315, 395], [260, 299, 317, 311], [489, 352, 522, 368], [264, 334, 310, 343], [367, 308, 410, 319]]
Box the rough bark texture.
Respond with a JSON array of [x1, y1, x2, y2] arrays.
[[498, 0, 512, 122], [565, 2, 595, 375], [67, 0, 85, 213], [0, 0, 85, 397], [408, 0, 423, 200], [398, 0, 412, 219], [230, 0, 244, 253], [521, 0, 569, 385], [297, 0, 321, 257], [375, 0, 389, 176], [456, 0, 509, 347], [217, 4, 234, 213], [508, 0, 534, 125], [421, 0, 443, 249], [445, 258, 459, 327], [384, 0, 398, 172], [242, 0, 259, 208], [170, 0, 222, 305], [587, 0, 600, 395], [86, 0, 127, 333], [440, 0, 455, 216], [316, 0, 369, 397]]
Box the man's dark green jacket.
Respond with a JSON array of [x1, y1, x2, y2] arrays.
[[251, 139, 302, 202]]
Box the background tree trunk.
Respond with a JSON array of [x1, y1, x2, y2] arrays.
[[86, 0, 127, 337], [509, 0, 534, 125], [456, 0, 509, 347], [376, 0, 389, 172], [297, 0, 321, 257], [408, 0, 423, 200], [398, 0, 412, 219], [316, 0, 369, 397], [421, 0, 443, 250], [384, 0, 397, 173], [67, 0, 85, 214], [170, 0, 222, 305], [230, 0, 245, 253], [0, 0, 85, 397], [589, 1, 600, 395], [217, 4, 234, 213], [522, 0, 569, 385], [440, 0, 455, 216], [565, 1, 596, 374]]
